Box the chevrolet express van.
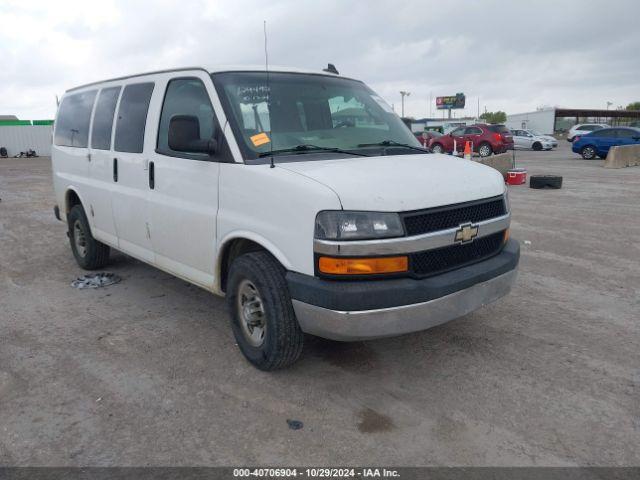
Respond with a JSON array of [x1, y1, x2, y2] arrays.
[[51, 66, 519, 370]]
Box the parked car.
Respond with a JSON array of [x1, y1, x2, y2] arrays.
[[414, 130, 442, 146], [51, 66, 518, 370], [510, 129, 554, 151], [428, 124, 514, 157], [571, 127, 640, 159], [567, 123, 609, 142], [528, 130, 558, 148]]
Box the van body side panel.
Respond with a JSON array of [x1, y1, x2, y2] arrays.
[[217, 163, 342, 279]]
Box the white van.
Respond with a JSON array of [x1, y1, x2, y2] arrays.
[[52, 66, 519, 370]]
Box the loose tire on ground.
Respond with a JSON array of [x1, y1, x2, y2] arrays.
[[530, 175, 563, 189], [226, 251, 304, 370], [67, 204, 110, 269]]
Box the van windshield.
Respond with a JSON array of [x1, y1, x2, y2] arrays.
[[212, 71, 421, 161]]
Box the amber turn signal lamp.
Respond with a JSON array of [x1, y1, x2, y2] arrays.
[[318, 256, 409, 275], [503, 228, 510, 243]]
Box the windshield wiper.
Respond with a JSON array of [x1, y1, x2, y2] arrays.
[[258, 144, 369, 158], [357, 140, 431, 154]]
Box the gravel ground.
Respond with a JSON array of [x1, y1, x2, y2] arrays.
[[0, 144, 638, 466]]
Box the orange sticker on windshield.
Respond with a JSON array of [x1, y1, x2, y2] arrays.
[[250, 132, 270, 147]]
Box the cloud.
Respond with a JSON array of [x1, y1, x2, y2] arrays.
[[1, 0, 638, 119]]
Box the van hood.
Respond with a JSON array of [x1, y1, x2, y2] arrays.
[[277, 153, 506, 212]]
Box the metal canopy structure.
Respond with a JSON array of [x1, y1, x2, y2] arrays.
[[554, 108, 640, 128]]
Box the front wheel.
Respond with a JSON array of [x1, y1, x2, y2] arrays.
[[67, 205, 110, 270], [581, 145, 597, 160], [478, 142, 493, 157], [226, 251, 304, 370], [532, 142, 542, 151], [431, 143, 444, 154]]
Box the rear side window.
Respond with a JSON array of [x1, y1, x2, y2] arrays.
[[114, 83, 155, 153], [465, 127, 483, 135], [54, 90, 97, 147], [91, 87, 121, 150], [157, 78, 215, 157], [615, 129, 638, 138], [488, 125, 510, 134]]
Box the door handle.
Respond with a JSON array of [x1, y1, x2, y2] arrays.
[[149, 161, 155, 189], [113, 158, 118, 182]]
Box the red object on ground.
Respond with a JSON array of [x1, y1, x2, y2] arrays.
[[507, 168, 527, 185]]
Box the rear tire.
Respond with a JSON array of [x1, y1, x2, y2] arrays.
[[478, 142, 493, 157], [67, 205, 110, 270], [226, 251, 304, 371], [581, 145, 597, 160], [532, 142, 542, 151], [431, 143, 444, 154]]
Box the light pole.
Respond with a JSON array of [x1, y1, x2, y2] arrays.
[[606, 101, 613, 110], [400, 91, 410, 117]]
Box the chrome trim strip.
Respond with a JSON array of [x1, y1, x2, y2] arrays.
[[314, 213, 510, 256], [292, 268, 517, 341]]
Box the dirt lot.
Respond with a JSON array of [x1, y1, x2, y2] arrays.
[[1, 144, 639, 466]]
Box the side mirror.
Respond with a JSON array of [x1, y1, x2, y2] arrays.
[[168, 115, 217, 154]]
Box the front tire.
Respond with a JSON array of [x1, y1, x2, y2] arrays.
[[478, 142, 493, 157], [532, 142, 542, 151], [581, 145, 597, 160], [67, 205, 110, 270], [431, 143, 444, 154], [227, 251, 304, 370]]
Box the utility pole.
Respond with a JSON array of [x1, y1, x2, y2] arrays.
[[606, 101, 613, 110], [400, 91, 410, 117]]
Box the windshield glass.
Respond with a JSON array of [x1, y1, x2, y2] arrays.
[[212, 71, 421, 161]]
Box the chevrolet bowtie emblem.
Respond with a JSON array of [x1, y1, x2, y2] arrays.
[[454, 223, 479, 244]]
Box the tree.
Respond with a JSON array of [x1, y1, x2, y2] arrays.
[[625, 102, 640, 111], [479, 111, 507, 124]]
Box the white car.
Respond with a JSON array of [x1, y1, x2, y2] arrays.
[[511, 129, 554, 150], [51, 65, 519, 370], [527, 130, 558, 148], [567, 123, 609, 142]]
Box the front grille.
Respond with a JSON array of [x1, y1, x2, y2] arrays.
[[403, 196, 506, 236], [410, 231, 505, 277]]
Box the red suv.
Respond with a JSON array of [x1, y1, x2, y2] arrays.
[[428, 124, 514, 157]]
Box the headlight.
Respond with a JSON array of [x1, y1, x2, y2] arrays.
[[315, 211, 404, 240], [504, 189, 510, 213]]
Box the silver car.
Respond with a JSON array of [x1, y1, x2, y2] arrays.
[[511, 129, 554, 151]]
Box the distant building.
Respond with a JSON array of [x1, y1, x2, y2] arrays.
[[0, 118, 54, 156]]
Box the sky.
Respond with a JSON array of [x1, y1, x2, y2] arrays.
[[1, 0, 639, 120]]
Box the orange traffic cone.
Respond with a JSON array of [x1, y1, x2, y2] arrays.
[[464, 141, 472, 160]]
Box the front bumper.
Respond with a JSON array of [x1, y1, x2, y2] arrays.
[[288, 238, 519, 341]]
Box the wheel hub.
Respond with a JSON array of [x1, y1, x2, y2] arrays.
[[73, 220, 87, 257], [237, 279, 266, 347]]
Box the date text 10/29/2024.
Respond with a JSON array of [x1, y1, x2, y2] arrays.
[[233, 468, 401, 478]]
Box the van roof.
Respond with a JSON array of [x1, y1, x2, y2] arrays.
[[66, 65, 356, 92]]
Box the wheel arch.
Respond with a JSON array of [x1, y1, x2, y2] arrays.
[[216, 232, 293, 294], [64, 187, 87, 216]]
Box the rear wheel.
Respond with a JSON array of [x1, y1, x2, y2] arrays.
[[226, 251, 304, 370], [431, 143, 444, 154], [67, 204, 110, 270], [581, 145, 596, 160], [532, 142, 542, 151], [478, 142, 493, 157]]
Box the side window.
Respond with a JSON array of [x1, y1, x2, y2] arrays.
[[114, 82, 155, 153], [450, 127, 466, 136], [157, 78, 215, 156], [91, 87, 121, 150], [54, 90, 97, 147], [465, 127, 482, 135], [595, 129, 615, 138], [615, 129, 637, 138]]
